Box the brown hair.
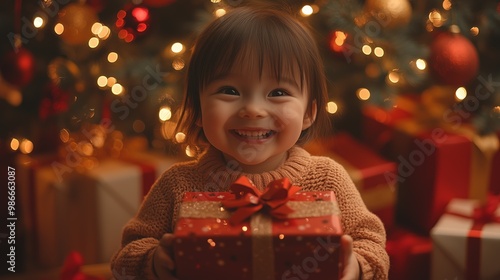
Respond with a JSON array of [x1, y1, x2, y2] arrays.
[[175, 5, 330, 148]]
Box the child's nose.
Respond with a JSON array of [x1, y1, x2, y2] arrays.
[[238, 99, 267, 119]]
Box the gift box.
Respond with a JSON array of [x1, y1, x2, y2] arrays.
[[362, 99, 500, 234], [490, 131, 500, 195], [386, 227, 432, 280], [173, 176, 343, 280], [431, 197, 500, 280], [304, 133, 397, 229], [16, 151, 182, 268]]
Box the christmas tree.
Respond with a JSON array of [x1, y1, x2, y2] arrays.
[[1, 0, 499, 160]]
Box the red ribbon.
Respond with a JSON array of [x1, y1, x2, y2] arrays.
[[59, 251, 105, 280], [446, 195, 500, 280], [221, 176, 301, 225]]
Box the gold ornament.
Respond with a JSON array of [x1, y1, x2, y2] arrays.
[[57, 3, 99, 45], [364, 0, 412, 29]]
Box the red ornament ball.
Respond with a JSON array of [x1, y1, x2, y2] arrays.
[[328, 30, 349, 53], [116, 4, 151, 42], [39, 83, 70, 120], [429, 32, 479, 86], [0, 47, 35, 88]]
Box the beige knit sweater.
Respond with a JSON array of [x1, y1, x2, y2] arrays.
[[111, 146, 389, 280]]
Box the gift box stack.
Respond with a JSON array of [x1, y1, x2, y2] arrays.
[[304, 132, 397, 230], [359, 93, 500, 280], [304, 130, 433, 280], [173, 176, 344, 280], [15, 149, 183, 269]]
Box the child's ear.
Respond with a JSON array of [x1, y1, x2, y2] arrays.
[[302, 100, 317, 130]]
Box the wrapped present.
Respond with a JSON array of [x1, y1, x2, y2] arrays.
[[173, 176, 343, 280], [59, 251, 106, 280], [15, 151, 182, 268], [362, 97, 500, 234], [431, 196, 500, 280], [361, 102, 414, 153], [304, 133, 397, 229], [386, 227, 431, 280], [490, 131, 500, 195]]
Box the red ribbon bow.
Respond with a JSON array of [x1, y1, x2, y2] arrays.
[[221, 176, 301, 225], [446, 194, 500, 280], [472, 194, 500, 224], [448, 194, 500, 225]]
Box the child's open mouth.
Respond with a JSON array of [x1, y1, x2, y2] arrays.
[[231, 129, 276, 141]]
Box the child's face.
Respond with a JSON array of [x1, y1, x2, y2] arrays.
[[199, 60, 315, 173]]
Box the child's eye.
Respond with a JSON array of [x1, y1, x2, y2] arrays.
[[218, 87, 239, 95], [268, 89, 289, 97]]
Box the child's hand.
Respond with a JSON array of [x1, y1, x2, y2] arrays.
[[340, 235, 361, 280], [153, 233, 178, 280]]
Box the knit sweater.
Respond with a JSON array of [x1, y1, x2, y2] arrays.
[[111, 146, 389, 280]]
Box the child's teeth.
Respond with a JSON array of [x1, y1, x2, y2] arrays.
[[235, 130, 271, 138]]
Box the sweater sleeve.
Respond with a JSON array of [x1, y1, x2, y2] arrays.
[[314, 159, 389, 280], [110, 172, 175, 280], [335, 165, 389, 279]]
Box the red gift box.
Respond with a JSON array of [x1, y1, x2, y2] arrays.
[[490, 131, 500, 195], [304, 133, 397, 229], [362, 101, 500, 234], [173, 176, 343, 280], [386, 227, 431, 280]]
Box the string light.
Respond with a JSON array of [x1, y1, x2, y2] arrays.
[[415, 59, 427, 70], [10, 138, 20, 151], [215, 9, 226, 17], [455, 87, 467, 101], [19, 139, 33, 154], [54, 23, 64, 35], [326, 101, 338, 114], [171, 42, 184, 54], [107, 52, 119, 63], [356, 88, 370, 100], [362, 45, 372, 55], [91, 22, 103, 35], [33, 16, 44, 28], [185, 145, 197, 157], [172, 58, 185, 70], [373, 47, 384, 57], [79, 141, 94, 156], [88, 37, 99, 48], [300, 5, 314, 17], [159, 106, 172, 121], [98, 25, 111, 39], [492, 106, 500, 117], [111, 83, 123, 95], [175, 132, 186, 143], [97, 76, 107, 87], [442, 0, 452, 10], [107, 77, 117, 87], [387, 70, 400, 84]]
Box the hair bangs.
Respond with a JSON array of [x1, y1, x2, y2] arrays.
[[197, 10, 310, 90]]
